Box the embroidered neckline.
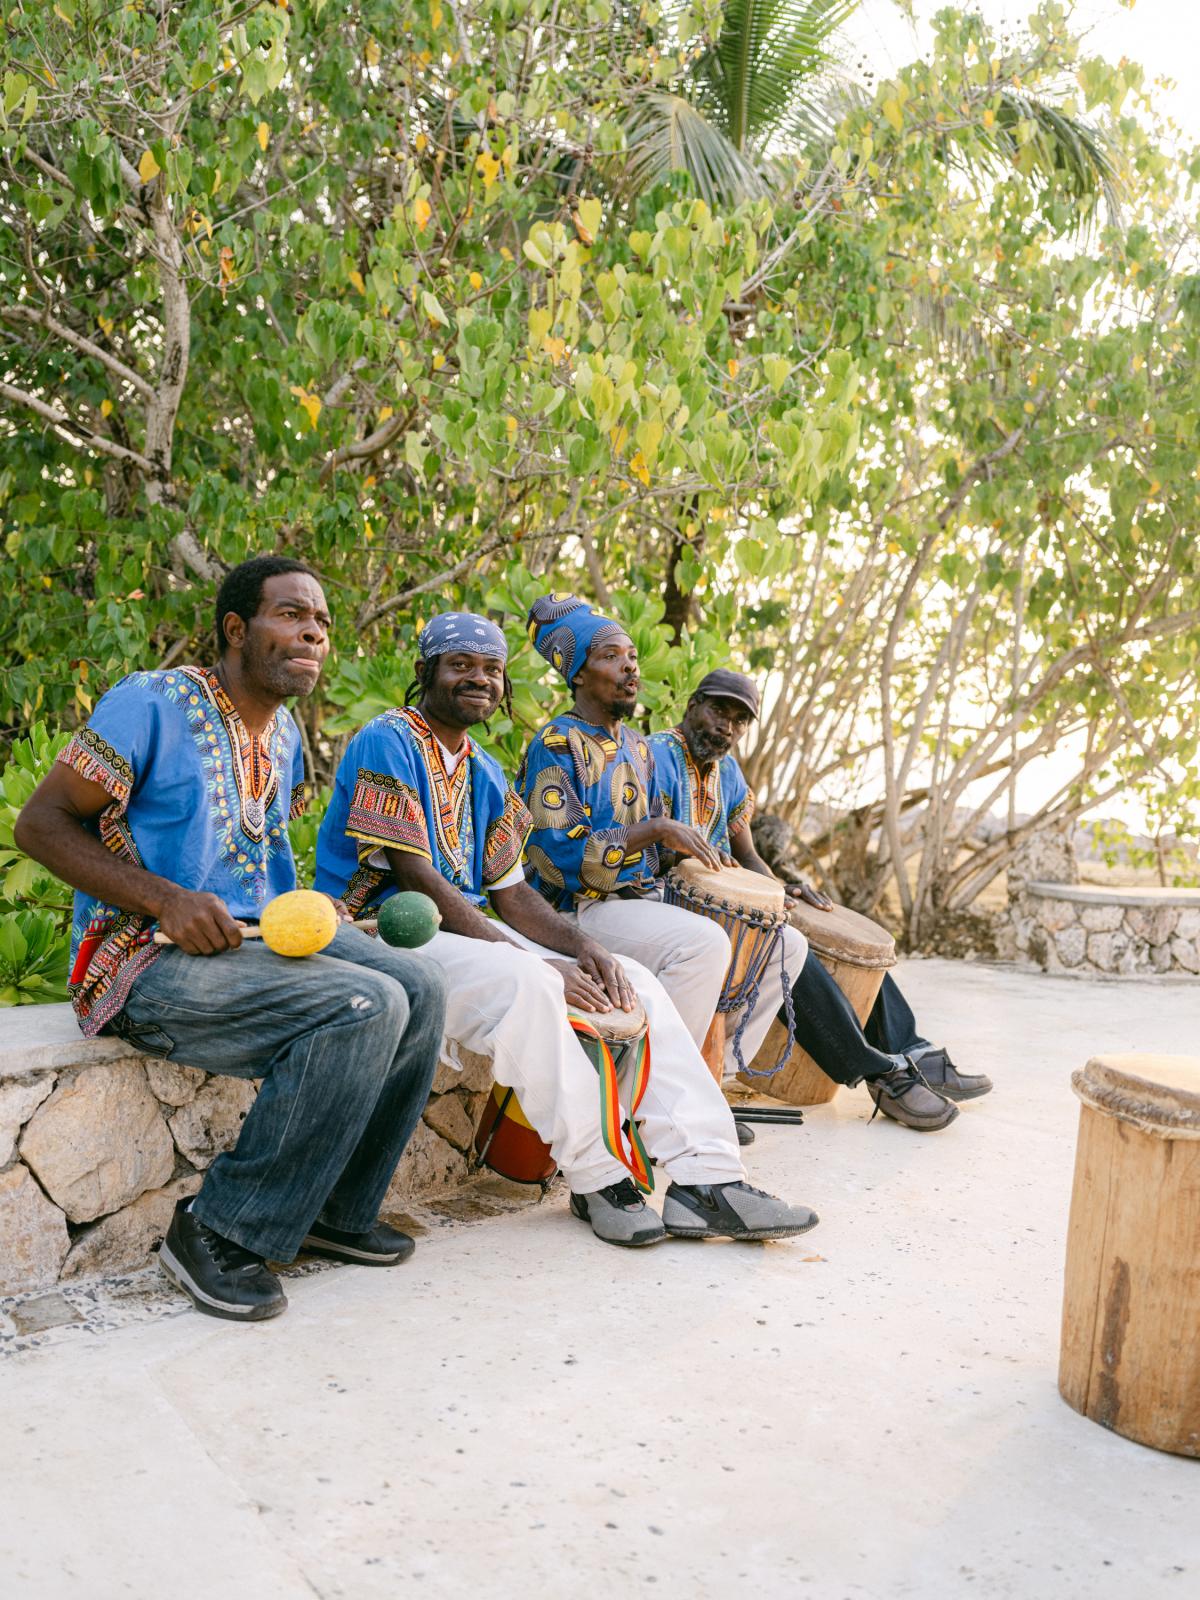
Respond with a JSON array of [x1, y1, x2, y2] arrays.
[[395, 707, 472, 872]]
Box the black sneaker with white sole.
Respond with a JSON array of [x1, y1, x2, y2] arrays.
[[301, 1219, 415, 1266], [158, 1198, 287, 1322], [662, 1180, 819, 1241]]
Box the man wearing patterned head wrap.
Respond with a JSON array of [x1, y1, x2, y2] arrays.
[[317, 610, 818, 1247], [517, 595, 823, 1235]]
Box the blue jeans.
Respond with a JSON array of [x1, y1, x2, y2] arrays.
[[780, 956, 932, 1087], [111, 924, 448, 1261]]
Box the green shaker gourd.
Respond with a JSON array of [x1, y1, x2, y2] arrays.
[[376, 891, 442, 949]]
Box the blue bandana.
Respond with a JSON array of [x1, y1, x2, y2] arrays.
[[526, 593, 626, 684], [418, 611, 509, 663]]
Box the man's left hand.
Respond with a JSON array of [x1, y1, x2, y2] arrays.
[[576, 939, 637, 1011], [786, 880, 834, 911]]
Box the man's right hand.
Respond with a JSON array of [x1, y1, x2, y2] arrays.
[[656, 819, 723, 872], [156, 888, 244, 955]]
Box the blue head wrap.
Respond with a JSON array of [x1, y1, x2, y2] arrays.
[[418, 611, 509, 663], [526, 593, 627, 684]]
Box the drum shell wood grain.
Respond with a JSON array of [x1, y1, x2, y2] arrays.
[[738, 903, 896, 1106], [1058, 1053, 1200, 1457]]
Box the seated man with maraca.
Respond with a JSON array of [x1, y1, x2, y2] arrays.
[[14, 556, 448, 1323], [314, 611, 817, 1247], [650, 670, 991, 1129]]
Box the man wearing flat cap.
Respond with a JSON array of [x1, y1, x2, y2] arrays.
[[651, 670, 992, 1131]]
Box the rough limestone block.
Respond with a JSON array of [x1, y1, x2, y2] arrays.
[[1055, 926, 1088, 968], [431, 1047, 493, 1096], [144, 1060, 206, 1108], [386, 1119, 468, 1202], [1176, 909, 1200, 941], [1126, 906, 1180, 946], [1151, 942, 1175, 974], [61, 1172, 203, 1281], [1169, 937, 1200, 975], [1079, 904, 1125, 933], [1039, 899, 1079, 934], [0, 1164, 70, 1294], [19, 1061, 174, 1224], [1085, 931, 1129, 971], [168, 1077, 257, 1169], [0, 1074, 56, 1167], [423, 1091, 475, 1153]]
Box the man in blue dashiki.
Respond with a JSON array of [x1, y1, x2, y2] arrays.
[[15, 557, 447, 1322], [652, 670, 993, 1130], [316, 611, 818, 1246]]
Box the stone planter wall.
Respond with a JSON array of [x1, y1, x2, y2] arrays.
[[0, 1004, 496, 1297], [1010, 882, 1200, 977]]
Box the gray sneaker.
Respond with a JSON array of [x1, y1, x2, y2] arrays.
[[570, 1180, 666, 1248], [662, 1181, 819, 1241]]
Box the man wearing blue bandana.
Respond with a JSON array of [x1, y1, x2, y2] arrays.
[[317, 611, 819, 1247], [651, 670, 992, 1130]]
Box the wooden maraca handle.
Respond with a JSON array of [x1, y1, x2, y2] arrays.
[[153, 917, 378, 947]]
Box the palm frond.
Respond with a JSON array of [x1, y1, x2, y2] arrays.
[[619, 92, 766, 207], [988, 90, 1123, 227], [695, 0, 861, 151]]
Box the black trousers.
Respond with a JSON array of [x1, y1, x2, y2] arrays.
[[777, 952, 932, 1087]]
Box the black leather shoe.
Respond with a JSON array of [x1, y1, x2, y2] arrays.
[[301, 1219, 416, 1266], [735, 1119, 756, 1147], [158, 1199, 287, 1322], [866, 1061, 959, 1131], [911, 1048, 992, 1101]]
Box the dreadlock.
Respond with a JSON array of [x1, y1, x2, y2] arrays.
[[405, 657, 514, 721]]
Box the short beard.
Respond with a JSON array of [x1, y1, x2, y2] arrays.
[[241, 632, 315, 701], [689, 729, 727, 765]]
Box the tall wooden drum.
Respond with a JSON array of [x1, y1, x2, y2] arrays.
[[1059, 1053, 1200, 1457], [739, 901, 896, 1106]]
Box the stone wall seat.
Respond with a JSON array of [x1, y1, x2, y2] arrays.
[[1013, 882, 1200, 977], [0, 1003, 496, 1297]]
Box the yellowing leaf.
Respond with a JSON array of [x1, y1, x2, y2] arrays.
[[99, 398, 113, 418], [629, 450, 650, 486], [97, 315, 114, 337], [499, 245, 514, 261], [137, 148, 161, 183], [432, 351, 446, 370], [982, 108, 995, 129], [727, 358, 739, 379], [348, 269, 366, 294], [882, 98, 903, 132], [365, 37, 381, 67], [431, 3, 443, 27], [574, 196, 602, 245], [377, 407, 394, 423], [415, 132, 428, 153], [886, 539, 900, 554], [290, 385, 322, 430], [413, 196, 432, 232], [257, 122, 270, 151], [1023, 400, 1035, 414], [475, 150, 501, 188], [505, 415, 518, 435], [543, 335, 567, 363], [469, 271, 483, 290]]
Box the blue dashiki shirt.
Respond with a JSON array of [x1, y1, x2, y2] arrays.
[[59, 666, 306, 1036], [649, 726, 755, 855], [516, 713, 662, 912], [313, 707, 531, 914]]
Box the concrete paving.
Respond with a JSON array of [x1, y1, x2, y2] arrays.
[[1, 959, 1197, 1600]]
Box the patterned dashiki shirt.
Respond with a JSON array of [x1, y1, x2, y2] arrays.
[[649, 726, 755, 855], [58, 666, 306, 1037], [516, 713, 663, 912], [313, 707, 531, 914]]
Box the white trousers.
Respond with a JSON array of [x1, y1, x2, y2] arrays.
[[575, 893, 731, 1048], [575, 895, 807, 1082], [423, 928, 744, 1195]]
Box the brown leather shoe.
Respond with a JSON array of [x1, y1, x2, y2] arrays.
[[912, 1048, 992, 1101], [866, 1062, 959, 1131]]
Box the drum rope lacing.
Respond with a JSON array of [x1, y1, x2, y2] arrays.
[[727, 935, 797, 1078]]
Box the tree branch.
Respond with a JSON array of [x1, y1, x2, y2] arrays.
[[0, 380, 154, 470], [1, 304, 154, 400]]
